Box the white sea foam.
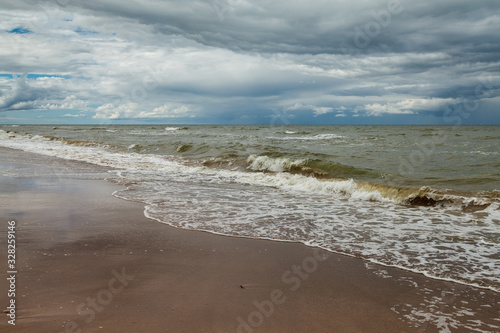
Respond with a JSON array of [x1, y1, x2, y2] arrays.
[[313, 133, 344, 139], [391, 281, 499, 333], [268, 133, 344, 140], [114, 167, 500, 293], [246, 154, 306, 172]]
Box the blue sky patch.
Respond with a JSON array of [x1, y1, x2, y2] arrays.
[[8, 27, 32, 34], [74, 27, 98, 35], [0, 74, 71, 79]]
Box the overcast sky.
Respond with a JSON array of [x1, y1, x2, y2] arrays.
[[0, 0, 499, 124]]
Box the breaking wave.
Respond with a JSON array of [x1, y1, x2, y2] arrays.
[[0, 129, 497, 212]]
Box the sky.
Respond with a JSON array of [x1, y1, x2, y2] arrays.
[[0, 0, 499, 125]]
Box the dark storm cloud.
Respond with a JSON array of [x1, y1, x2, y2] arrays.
[[66, 0, 500, 55]]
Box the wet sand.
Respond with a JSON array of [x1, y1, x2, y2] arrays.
[[1, 147, 499, 332]]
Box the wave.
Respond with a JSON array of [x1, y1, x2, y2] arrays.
[[240, 171, 494, 210], [1, 129, 497, 214], [176, 144, 192, 152], [127, 144, 142, 151], [61, 138, 101, 147], [246, 154, 306, 172], [245, 154, 372, 179], [355, 182, 493, 210], [242, 155, 495, 210], [269, 133, 344, 141], [313, 133, 344, 140], [165, 126, 188, 131]]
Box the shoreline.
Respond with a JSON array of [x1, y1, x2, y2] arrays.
[[1, 147, 499, 332], [141, 207, 500, 296]]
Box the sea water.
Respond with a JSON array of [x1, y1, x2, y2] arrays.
[[1, 125, 499, 293]]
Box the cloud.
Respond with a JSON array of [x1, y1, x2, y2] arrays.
[[93, 102, 196, 119], [285, 103, 334, 116], [39, 95, 88, 110], [64, 0, 500, 56], [312, 107, 334, 116], [93, 103, 139, 119], [0, 74, 38, 111], [0, 0, 499, 124], [359, 98, 460, 116], [285, 103, 348, 117], [149, 104, 196, 118], [0, 75, 91, 112], [62, 113, 85, 118]]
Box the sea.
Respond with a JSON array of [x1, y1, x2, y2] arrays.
[[1, 124, 499, 293]]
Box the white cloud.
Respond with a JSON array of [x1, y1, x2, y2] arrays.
[[285, 103, 346, 117], [93, 103, 138, 119], [312, 106, 334, 116], [360, 98, 460, 116], [285, 103, 306, 111], [93, 102, 196, 119], [62, 113, 85, 118], [38, 95, 88, 110], [141, 104, 196, 118]]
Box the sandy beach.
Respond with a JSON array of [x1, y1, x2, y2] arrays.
[[1, 147, 499, 333]]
